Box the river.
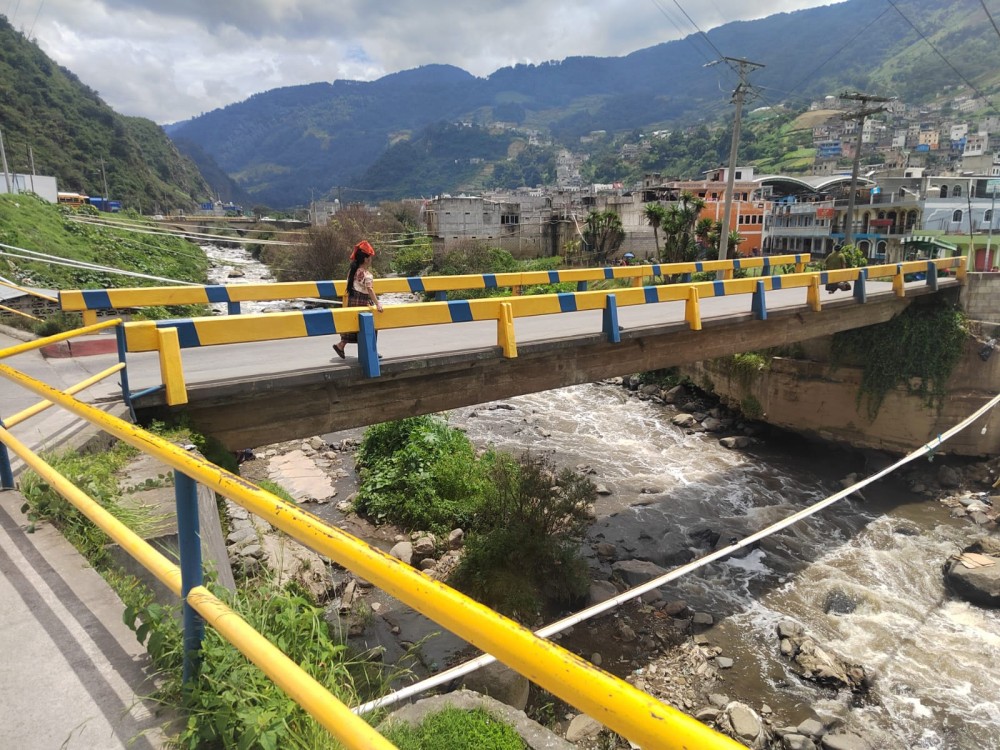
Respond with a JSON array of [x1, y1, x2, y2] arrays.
[[204, 244, 1000, 749]]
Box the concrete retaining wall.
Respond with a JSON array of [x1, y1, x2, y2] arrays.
[[960, 272, 1000, 323]]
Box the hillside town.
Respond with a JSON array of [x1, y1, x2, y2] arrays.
[[378, 92, 1000, 273]]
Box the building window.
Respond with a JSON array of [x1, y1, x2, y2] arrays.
[[953, 185, 963, 198], [500, 213, 520, 226], [952, 209, 963, 223], [940, 186, 948, 198], [986, 209, 994, 222]]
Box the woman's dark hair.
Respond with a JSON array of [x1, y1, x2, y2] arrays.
[[346, 258, 363, 290]]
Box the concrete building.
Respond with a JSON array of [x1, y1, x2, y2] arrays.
[[0, 173, 58, 203]]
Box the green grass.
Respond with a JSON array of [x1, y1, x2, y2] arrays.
[[383, 707, 526, 750], [0, 193, 209, 292]]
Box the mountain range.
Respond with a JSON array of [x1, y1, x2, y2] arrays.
[[165, 0, 995, 208], [3, 0, 998, 213]]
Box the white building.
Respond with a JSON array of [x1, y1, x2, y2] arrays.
[[0, 173, 58, 203]]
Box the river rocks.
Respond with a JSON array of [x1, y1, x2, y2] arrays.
[[611, 559, 668, 587], [718, 701, 769, 748], [776, 621, 870, 693], [943, 539, 1000, 607]]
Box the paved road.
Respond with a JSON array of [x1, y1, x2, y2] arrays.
[[1, 329, 168, 749]]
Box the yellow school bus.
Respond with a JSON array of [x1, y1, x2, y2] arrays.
[[57, 192, 89, 208]]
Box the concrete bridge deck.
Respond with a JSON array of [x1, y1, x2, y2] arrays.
[[126, 278, 961, 449]]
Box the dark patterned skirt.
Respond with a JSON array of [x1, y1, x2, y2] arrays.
[[341, 288, 370, 343]]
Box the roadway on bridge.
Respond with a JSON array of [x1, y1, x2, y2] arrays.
[[120, 278, 944, 394]]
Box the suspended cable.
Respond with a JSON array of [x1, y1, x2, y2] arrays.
[[353, 392, 1000, 716], [980, 0, 1000, 43], [0, 245, 197, 286], [886, 0, 999, 114]]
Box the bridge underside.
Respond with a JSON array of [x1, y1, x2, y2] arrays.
[[135, 289, 955, 449]]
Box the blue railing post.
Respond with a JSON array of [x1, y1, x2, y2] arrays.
[[0, 418, 14, 490], [175, 470, 204, 684], [602, 294, 621, 343], [114, 323, 136, 423], [577, 281, 588, 292], [925, 261, 939, 291], [853, 268, 868, 303], [227, 301, 241, 315], [435, 291, 447, 301], [751, 280, 768, 320], [358, 312, 381, 378]]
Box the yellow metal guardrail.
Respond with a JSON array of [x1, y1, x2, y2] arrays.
[[119, 257, 965, 405], [0, 333, 746, 750], [57, 254, 811, 322]]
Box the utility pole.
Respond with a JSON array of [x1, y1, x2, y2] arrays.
[[840, 92, 890, 249], [100, 157, 110, 208], [0, 127, 13, 195], [710, 56, 764, 261]]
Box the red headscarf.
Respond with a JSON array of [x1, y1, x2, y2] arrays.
[[351, 240, 375, 261]]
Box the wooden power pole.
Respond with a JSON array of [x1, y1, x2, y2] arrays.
[[712, 57, 765, 261], [840, 92, 890, 249]]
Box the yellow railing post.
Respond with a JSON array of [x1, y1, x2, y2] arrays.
[[630, 274, 642, 288], [685, 286, 702, 330], [893, 265, 905, 297], [956, 256, 968, 282], [807, 276, 821, 312], [82, 309, 98, 327], [497, 302, 517, 358], [156, 327, 188, 405]]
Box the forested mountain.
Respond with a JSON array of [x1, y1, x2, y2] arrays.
[[0, 16, 211, 212], [169, 0, 994, 208]]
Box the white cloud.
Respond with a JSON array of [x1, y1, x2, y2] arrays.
[[14, 0, 840, 123]]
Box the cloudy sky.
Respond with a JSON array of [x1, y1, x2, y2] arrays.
[[13, 0, 841, 124]]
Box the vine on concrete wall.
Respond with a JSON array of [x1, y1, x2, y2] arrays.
[[830, 301, 968, 419]]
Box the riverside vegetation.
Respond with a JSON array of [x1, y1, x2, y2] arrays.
[[18, 414, 569, 748]]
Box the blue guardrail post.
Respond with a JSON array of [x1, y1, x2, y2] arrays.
[[853, 268, 868, 303], [751, 280, 767, 320], [602, 294, 621, 343], [175, 470, 204, 683], [115, 323, 135, 422], [358, 312, 381, 378], [0, 418, 14, 489]]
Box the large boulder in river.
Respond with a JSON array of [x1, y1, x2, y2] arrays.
[[944, 540, 1000, 607]]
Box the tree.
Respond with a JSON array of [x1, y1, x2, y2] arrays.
[[661, 191, 705, 264], [643, 203, 667, 259], [582, 210, 625, 264]]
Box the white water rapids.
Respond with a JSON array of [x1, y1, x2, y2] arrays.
[[205, 243, 1000, 749]]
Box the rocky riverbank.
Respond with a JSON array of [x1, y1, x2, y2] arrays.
[[220, 379, 1000, 749]]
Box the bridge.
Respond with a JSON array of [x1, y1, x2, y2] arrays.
[[58, 254, 966, 448], [0, 254, 970, 749]]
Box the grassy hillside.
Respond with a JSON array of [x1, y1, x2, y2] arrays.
[[0, 194, 209, 291], [0, 16, 211, 213]]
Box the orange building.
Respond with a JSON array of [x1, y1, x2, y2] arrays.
[[665, 167, 768, 256]]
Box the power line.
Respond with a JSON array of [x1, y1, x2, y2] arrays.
[[980, 0, 1000, 43], [885, 0, 999, 114]]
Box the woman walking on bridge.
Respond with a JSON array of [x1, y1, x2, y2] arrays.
[[333, 240, 383, 359]]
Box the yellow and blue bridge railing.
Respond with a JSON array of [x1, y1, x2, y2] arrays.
[[117, 256, 966, 406], [57, 254, 811, 325], [0, 323, 746, 750]]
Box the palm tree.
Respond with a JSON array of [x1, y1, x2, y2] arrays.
[[582, 210, 626, 264], [662, 191, 705, 264], [643, 203, 667, 260]]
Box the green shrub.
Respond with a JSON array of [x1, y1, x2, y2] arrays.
[[830, 300, 968, 418], [392, 243, 434, 277], [383, 706, 526, 750], [450, 453, 593, 621], [33, 312, 83, 336], [123, 580, 364, 750], [355, 416, 491, 531]]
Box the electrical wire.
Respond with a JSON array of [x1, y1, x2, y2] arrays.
[[886, 0, 1000, 114], [980, 0, 1000, 42], [352, 391, 1000, 716], [0, 243, 197, 286]]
